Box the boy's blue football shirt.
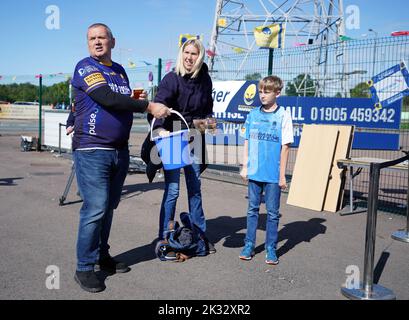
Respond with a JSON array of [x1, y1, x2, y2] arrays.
[[243, 106, 293, 183]]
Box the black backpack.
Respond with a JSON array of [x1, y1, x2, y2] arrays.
[[156, 212, 200, 262]]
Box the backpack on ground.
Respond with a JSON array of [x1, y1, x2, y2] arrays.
[[156, 212, 201, 262]]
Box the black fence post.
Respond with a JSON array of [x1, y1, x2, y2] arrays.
[[268, 48, 274, 75]]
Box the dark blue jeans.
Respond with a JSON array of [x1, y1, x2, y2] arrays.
[[74, 148, 129, 271], [158, 160, 206, 241], [245, 180, 281, 250]]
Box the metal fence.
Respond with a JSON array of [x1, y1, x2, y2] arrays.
[[1, 35, 408, 213], [203, 35, 409, 213]]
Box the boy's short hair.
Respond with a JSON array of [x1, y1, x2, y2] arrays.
[[258, 76, 283, 92]]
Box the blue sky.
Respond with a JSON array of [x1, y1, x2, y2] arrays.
[[0, 0, 409, 78]]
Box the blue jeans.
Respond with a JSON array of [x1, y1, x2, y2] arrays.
[[245, 180, 281, 250], [74, 148, 129, 271], [158, 160, 206, 241]]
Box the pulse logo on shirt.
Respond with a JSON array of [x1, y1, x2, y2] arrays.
[[88, 108, 99, 135]]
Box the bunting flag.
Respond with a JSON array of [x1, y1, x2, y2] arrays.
[[217, 18, 227, 28], [128, 59, 136, 68], [391, 31, 409, 36], [253, 23, 285, 49], [179, 34, 202, 47], [206, 49, 216, 57], [165, 60, 173, 73], [148, 72, 153, 82], [232, 47, 245, 54], [0, 76, 3, 80], [35, 74, 42, 78], [339, 35, 353, 41], [294, 42, 306, 47]]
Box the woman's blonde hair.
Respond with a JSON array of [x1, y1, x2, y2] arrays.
[[175, 38, 205, 78]]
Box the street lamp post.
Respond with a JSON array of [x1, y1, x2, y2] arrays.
[[118, 48, 132, 66], [368, 29, 378, 76]]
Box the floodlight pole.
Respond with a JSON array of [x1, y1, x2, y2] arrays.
[[209, 0, 224, 72]]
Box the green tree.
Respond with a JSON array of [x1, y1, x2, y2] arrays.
[[285, 73, 316, 96], [245, 72, 262, 81], [350, 82, 370, 98], [0, 80, 71, 105], [43, 80, 71, 105]]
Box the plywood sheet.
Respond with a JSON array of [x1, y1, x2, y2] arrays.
[[287, 124, 339, 211], [323, 126, 354, 212]]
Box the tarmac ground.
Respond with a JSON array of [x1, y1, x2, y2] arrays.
[[0, 131, 408, 301]]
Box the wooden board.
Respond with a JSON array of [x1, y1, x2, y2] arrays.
[[323, 126, 354, 212], [287, 124, 339, 211]]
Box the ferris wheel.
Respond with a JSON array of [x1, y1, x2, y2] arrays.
[[208, 0, 347, 96]]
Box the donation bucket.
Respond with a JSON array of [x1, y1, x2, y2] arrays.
[[150, 110, 193, 170]]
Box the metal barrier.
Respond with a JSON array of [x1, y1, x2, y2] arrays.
[[341, 154, 408, 300], [391, 151, 409, 242], [58, 122, 66, 155], [204, 35, 409, 213]]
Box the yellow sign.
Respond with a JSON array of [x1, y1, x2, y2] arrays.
[[254, 23, 286, 49], [0, 104, 52, 119], [179, 34, 202, 47], [232, 47, 245, 54]]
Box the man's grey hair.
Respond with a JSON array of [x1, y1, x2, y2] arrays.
[[87, 23, 114, 39]]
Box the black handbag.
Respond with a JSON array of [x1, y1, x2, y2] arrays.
[[141, 132, 163, 183]]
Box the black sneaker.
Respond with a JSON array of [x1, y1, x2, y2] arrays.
[[204, 237, 216, 254], [74, 271, 105, 293], [95, 256, 130, 274]]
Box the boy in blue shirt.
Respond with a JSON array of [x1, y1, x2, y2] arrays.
[[239, 76, 294, 265]]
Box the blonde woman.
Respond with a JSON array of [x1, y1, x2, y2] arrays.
[[152, 38, 216, 259]]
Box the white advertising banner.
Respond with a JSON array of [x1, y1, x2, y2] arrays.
[[44, 111, 72, 150]]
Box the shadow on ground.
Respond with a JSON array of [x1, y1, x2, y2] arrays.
[[0, 177, 23, 186], [110, 214, 328, 275], [121, 181, 165, 199]]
